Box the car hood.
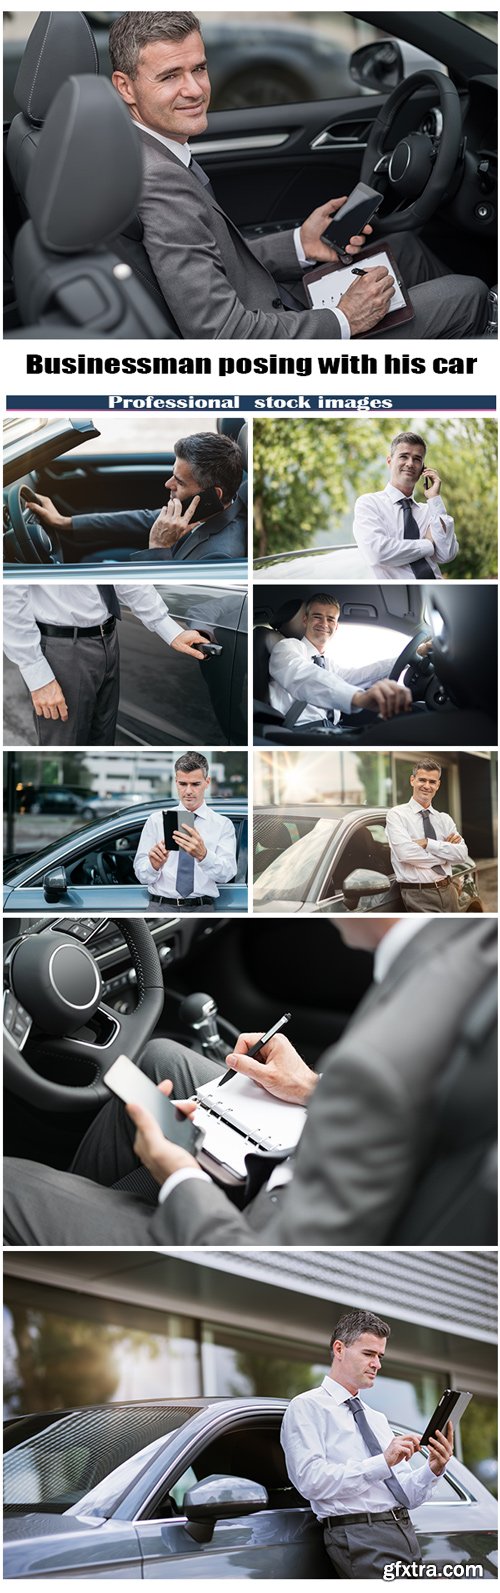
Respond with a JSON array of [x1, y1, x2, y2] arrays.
[[254, 546, 372, 579], [4, 1514, 100, 1543], [254, 897, 306, 912]]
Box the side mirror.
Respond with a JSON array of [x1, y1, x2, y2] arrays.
[[184, 1474, 268, 1543], [342, 868, 395, 909], [43, 866, 68, 903], [350, 39, 404, 93]]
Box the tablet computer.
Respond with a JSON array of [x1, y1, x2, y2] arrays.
[[421, 1389, 472, 1447]]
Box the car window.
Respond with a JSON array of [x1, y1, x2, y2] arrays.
[[4, 1407, 200, 1517], [253, 818, 335, 903], [323, 819, 392, 899], [332, 625, 409, 672]]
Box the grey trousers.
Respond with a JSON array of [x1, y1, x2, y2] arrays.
[[33, 628, 120, 745], [323, 1514, 421, 1578], [400, 881, 459, 913], [4, 1039, 221, 1246], [379, 231, 488, 339]]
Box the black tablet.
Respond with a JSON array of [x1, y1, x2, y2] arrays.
[[163, 809, 191, 851], [421, 1389, 472, 1447]]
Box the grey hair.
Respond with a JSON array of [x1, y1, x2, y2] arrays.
[[109, 12, 202, 76]]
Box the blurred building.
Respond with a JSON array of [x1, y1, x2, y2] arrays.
[[254, 750, 497, 859], [4, 1249, 497, 1486]]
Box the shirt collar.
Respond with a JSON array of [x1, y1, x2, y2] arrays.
[[179, 799, 208, 819], [135, 121, 191, 166], [408, 796, 436, 814], [373, 920, 426, 984], [385, 481, 416, 507], [321, 1376, 353, 1405], [302, 636, 328, 660]]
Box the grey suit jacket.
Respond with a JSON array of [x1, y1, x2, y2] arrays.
[[73, 499, 247, 562], [136, 130, 341, 340], [150, 919, 496, 1246]]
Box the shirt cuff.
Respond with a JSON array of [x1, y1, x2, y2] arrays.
[[155, 617, 184, 645], [334, 307, 351, 339], [293, 225, 315, 266], [21, 656, 59, 691], [427, 496, 446, 515], [158, 1167, 211, 1204]]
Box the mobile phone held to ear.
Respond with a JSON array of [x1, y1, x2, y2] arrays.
[[103, 1054, 198, 1152], [163, 809, 191, 850], [321, 182, 383, 251]]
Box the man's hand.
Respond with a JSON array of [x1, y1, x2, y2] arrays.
[[445, 831, 463, 844], [31, 678, 69, 721], [337, 268, 396, 335], [352, 679, 412, 719], [427, 1422, 453, 1476], [20, 488, 71, 535], [170, 630, 210, 660], [149, 841, 169, 870], [416, 638, 433, 657], [225, 1032, 318, 1105], [384, 1434, 421, 1468], [422, 467, 441, 499], [149, 496, 201, 548], [173, 823, 207, 861], [300, 196, 373, 264], [126, 1080, 198, 1184], [416, 838, 428, 849]]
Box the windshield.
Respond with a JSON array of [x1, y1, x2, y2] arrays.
[[3, 1405, 198, 1517], [254, 817, 337, 903]]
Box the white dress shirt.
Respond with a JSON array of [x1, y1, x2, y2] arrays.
[[269, 635, 396, 726], [281, 1376, 440, 1520], [353, 482, 458, 581], [3, 584, 183, 691], [133, 801, 237, 901], [385, 797, 470, 883], [135, 120, 349, 339]]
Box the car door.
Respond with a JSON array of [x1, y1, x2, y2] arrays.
[[37, 451, 172, 519], [118, 586, 248, 746], [311, 815, 399, 913], [137, 1505, 330, 1578]]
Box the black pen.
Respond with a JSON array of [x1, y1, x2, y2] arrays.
[[217, 1012, 292, 1086], [351, 266, 367, 276]]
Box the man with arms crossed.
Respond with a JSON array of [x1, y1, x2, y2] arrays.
[[134, 750, 237, 910], [386, 758, 470, 912], [353, 432, 458, 580], [268, 591, 418, 728], [281, 1309, 453, 1579], [108, 12, 488, 342], [3, 584, 207, 745]]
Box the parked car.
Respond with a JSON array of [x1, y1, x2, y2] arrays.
[[254, 545, 374, 580], [253, 804, 484, 913], [3, 415, 247, 578], [3, 799, 248, 913], [3, 1397, 497, 1579], [4, 12, 496, 337]]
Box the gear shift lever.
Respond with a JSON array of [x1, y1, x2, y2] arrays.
[[179, 991, 230, 1059]]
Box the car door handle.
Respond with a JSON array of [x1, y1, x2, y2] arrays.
[[310, 120, 372, 149]]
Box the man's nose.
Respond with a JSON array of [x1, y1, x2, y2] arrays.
[[165, 475, 175, 490], [181, 71, 204, 96]]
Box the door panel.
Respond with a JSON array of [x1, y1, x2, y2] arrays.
[[118, 587, 247, 746], [139, 1508, 330, 1577], [37, 454, 172, 516]]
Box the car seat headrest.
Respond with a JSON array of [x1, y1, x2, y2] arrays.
[[14, 11, 98, 123], [26, 76, 144, 252], [237, 422, 248, 471]]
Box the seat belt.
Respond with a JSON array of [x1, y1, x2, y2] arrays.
[[283, 699, 308, 728]]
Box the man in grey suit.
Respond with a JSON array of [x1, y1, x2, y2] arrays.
[[31, 432, 247, 563], [4, 918, 496, 1246], [108, 11, 488, 341]]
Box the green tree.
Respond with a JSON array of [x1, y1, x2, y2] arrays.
[[253, 416, 497, 578]]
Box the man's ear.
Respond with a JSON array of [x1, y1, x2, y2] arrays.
[[112, 70, 135, 107], [386, 453, 392, 471], [215, 485, 224, 501]]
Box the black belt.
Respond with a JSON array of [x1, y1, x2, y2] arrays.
[[401, 878, 450, 889], [38, 617, 116, 639], [149, 894, 215, 906], [324, 1507, 410, 1528]]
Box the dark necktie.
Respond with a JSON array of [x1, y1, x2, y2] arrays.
[[398, 498, 436, 580], [420, 806, 445, 877], [346, 1397, 410, 1508], [313, 654, 326, 669], [97, 586, 121, 620], [189, 155, 216, 198], [175, 812, 197, 896]]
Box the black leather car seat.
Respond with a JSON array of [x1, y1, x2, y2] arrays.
[[12, 75, 176, 337], [6, 10, 178, 332]]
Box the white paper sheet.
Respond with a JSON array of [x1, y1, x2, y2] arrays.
[[307, 250, 406, 314], [195, 1073, 307, 1153]]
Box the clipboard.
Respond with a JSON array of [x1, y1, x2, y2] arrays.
[[304, 243, 414, 335]]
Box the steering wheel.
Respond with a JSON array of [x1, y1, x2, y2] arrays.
[[7, 485, 64, 565], [3, 919, 165, 1112], [360, 70, 462, 231], [390, 626, 432, 681]]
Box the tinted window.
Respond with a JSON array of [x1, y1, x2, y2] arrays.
[[254, 818, 335, 902]]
